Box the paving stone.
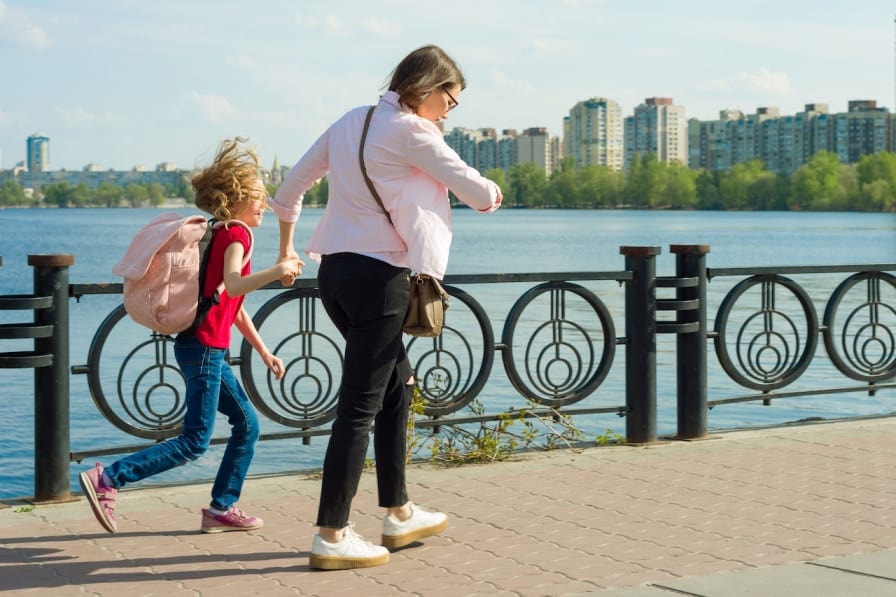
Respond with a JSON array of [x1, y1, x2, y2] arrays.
[[0, 417, 894, 596]]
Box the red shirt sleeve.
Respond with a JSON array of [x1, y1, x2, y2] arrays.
[[194, 225, 251, 348]]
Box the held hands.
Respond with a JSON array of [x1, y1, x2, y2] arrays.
[[276, 255, 304, 287], [277, 250, 303, 287]]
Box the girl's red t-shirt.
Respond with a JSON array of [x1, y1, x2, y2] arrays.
[[194, 224, 251, 349]]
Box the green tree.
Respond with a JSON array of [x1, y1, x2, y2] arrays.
[[0, 180, 28, 207], [543, 159, 580, 207], [856, 152, 896, 211], [146, 182, 165, 207], [624, 153, 664, 207], [860, 179, 893, 211], [789, 152, 846, 210], [171, 175, 194, 204], [42, 182, 73, 207], [124, 183, 149, 208], [484, 168, 507, 200], [695, 170, 723, 209], [304, 177, 328, 206], [94, 181, 122, 207], [718, 160, 766, 209], [663, 162, 698, 209], [578, 164, 622, 207], [507, 162, 547, 207], [70, 183, 91, 208]]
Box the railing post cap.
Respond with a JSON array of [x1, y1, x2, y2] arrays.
[[28, 254, 75, 268], [670, 244, 711, 256], [619, 246, 661, 257]]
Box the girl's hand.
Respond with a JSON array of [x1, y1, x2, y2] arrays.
[[277, 257, 304, 287], [262, 351, 287, 381], [277, 252, 302, 287]]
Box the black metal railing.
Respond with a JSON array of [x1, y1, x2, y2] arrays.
[[3, 247, 894, 502]]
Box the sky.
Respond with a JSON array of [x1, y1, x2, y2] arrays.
[[1, 0, 894, 172]]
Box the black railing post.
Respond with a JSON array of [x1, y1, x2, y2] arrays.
[[31, 254, 75, 503], [620, 246, 660, 444], [670, 245, 710, 439]]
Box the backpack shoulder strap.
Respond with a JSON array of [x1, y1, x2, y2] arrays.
[[201, 220, 255, 298]]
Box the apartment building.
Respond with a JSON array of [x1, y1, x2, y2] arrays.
[[623, 97, 688, 169], [562, 97, 624, 170], [444, 126, 556, 175], [687, 100, 893, 174]]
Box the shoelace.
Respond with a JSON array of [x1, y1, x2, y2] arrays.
[[343, 523, 374, 547]]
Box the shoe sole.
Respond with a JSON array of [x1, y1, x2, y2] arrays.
[[201, 523, 264, 533], [78, 472, 116, 534], [381, 517, 449, 550], [309, 552, 390, 570]]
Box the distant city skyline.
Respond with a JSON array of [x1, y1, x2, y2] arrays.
[[1, 1, 893, 170]]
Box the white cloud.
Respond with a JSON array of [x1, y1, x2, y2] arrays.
[[0, 3, 51, 49], [295, 14, 345, 35], [18, 25, 49, 49], [699, 68, 792, 96], [57, 107, 126, 128], [524, 40, 549, 54], [226, 54, 256, 68], [186, 91, 237, 123], [361, 18, 400, 38], [488, 69, 535, 93], [738, 68, 792, 95], [0, 106, 21, 125]]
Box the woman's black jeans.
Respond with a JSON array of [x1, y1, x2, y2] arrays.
[[315, 252, 414, 529]]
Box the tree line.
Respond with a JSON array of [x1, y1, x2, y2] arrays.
[[483, 151, 895, 211], [0, 178, 194, 208], [3, 151, 895, 211]]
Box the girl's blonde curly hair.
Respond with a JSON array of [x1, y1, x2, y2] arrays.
[[192, 137, 262, 221]]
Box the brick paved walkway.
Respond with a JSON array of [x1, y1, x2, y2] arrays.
[[1, 417, 895, 596]]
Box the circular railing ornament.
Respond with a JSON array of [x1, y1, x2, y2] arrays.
[[823, 272, 896, 382], [714, 275, 818, 391], [86, 304, 185, 439], [501, 282, 615, 407]]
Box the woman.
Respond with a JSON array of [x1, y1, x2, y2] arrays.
[[270, 45, 502, 570]]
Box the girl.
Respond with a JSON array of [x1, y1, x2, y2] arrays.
[[80, 138, 303, 534]]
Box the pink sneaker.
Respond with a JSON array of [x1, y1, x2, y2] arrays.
[[78, 463, 117, 533], [200, 506, 264, 533]]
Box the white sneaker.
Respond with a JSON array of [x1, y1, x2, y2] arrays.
[[382, 504, 449, 550], [309, 523, 390, 570]]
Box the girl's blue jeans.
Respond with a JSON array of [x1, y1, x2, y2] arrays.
[[103, 334, 260, 511]]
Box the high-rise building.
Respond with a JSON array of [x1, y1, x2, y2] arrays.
[[516, 127, 555, 176], [624, 97, 688, 169], [563, 98, 623, 170], [27, 133, 50, 172], [444, 127, 543, 174], [687, 101, 892, 174], [833, 100, 890, 163]]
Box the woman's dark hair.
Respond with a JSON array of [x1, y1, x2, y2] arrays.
[[387, 45, 466, 110]]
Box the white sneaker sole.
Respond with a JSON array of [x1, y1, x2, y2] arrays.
[[382, 517, 449, 550], [309, 551, 390, 570]]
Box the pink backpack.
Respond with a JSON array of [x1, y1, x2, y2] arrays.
[[113, 212, 254, 335]]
